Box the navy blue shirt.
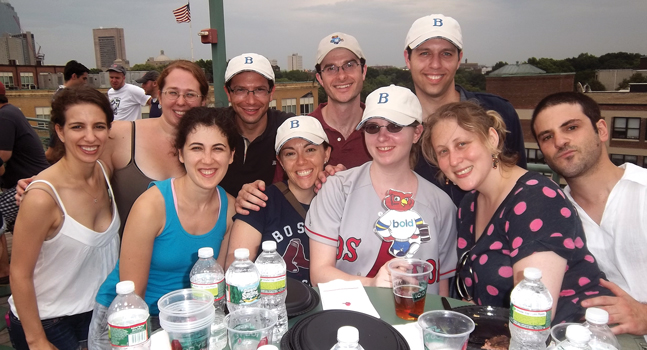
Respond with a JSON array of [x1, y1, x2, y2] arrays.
[[233, 182, 311, 285]]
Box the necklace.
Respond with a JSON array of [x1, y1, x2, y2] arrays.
[[81, 187, 100, 203]]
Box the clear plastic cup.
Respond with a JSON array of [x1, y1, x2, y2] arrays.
[[417, 310, 475, 350], [224, 307, 278, 350], [548, 322, 579, 348], [387, 258, 433, 321], [158, 289, 216, 350]]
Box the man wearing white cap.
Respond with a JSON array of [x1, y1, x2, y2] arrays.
[[218, 53, 293, 196], [306, 85, 456, 293], [404, 14, 526, 205]]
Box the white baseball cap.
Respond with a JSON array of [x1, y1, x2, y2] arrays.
[[316, 32, 365, 65], [357, 85, 423, 129], [404, 14, 463, 51], [225, 53, 275, 83], [275, 116, 329, 155]]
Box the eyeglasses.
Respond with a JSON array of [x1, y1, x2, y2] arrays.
[[363, 122, 404, 134], [320, 60, 360, 75], [162, 90, 202, 102], [455, 249, 474, 302], [229, 87, 270, 98]]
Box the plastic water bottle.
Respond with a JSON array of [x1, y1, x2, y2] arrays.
[[556, 325, 592, 350], [255, 241, 288, 342], [582, 308, 619, 350], [331, 326, 365, 350], [107, 281, 151, 350], [509, 267, 553, 350], [190, 247, 226, 350], [225, 248, 261, 312]]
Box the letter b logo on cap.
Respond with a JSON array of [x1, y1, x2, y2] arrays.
[[245, 57, 253, 64], [378, 93, 389, 104], [433, 18, 443, 26], [290, 120, 300, 129]]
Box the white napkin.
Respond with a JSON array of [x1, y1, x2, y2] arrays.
[[318, 279, 380, 318], [393, 322, 424, 350]]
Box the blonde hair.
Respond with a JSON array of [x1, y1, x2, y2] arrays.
[[421, 101, 518, 181]]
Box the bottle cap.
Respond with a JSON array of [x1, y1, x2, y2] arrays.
[[198, 247, 214, 258], [523, 267, 542, 280], [116, 281, 135, 295], [258, 346, 279, 350], [234, 248, 250, 260], [585, 307, 609, 324], [337, 325, 359, 343], [262, 241, 277, 252], [565, 325, 591, 344]]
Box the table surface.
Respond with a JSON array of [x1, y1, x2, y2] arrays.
[[288, 287, 647, 350]]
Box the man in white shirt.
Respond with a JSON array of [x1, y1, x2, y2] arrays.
[[532, 91, 647, 336], [107, 64, 150, 121]]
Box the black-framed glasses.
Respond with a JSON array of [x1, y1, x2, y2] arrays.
[[229, 87, 270, 98], [455, 249, 474, 302], [162, 90, 202, 102], [320, 60, 360, 75]]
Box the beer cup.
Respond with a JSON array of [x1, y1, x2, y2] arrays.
[[387, 258, 433, 320]]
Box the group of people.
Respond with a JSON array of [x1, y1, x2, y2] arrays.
[[0, 11, 644, 350]]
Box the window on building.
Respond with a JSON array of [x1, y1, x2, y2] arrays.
[[269, 100, 277, 110], [300, 93, 314, 115], [610, 154, 637, 166], [612, 117, 641, 140], [0, 72, 14, 88], [281, 98, 297, 114], [20, 72, 35, 89], [643, 157, 647, 169], [35, 107, 51, 128], [526, 148, 545, 164]]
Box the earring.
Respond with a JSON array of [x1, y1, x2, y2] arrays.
[[445, 177, 449, 185], [492, 154, 499, 169]]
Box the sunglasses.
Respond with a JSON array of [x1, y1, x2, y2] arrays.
[[455, 249, 474, 302], [363, 120, 422, 135]]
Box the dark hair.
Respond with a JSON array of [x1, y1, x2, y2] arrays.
[[315, 58, 366, 75], [531, 92, 602, 141], [174, 107, 240, 152], [50, 85, 114, 155], [63, 60, 90, 82], [158, 60, 209, 101], [224, 74, 275, 92], [421, 101, 518, 181], [0, 95, 7, 104]]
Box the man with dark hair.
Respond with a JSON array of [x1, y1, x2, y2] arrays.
[[136, 71, 161, 118], [403, 14, 526, 206], [107, 64, 150, 121], [0, 81, 50, 280], [47, 60, 91, 163], [532, 91, 647, 335]]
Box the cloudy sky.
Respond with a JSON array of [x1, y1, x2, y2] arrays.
[[8, 0, 647, 69]]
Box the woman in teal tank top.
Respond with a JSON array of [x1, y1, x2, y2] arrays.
[[89, 107, 241, 348]]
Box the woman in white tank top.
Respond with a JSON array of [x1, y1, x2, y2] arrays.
[[8, 86, 120, 350]]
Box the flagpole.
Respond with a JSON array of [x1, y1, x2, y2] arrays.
[[189, 20, 194, 62]]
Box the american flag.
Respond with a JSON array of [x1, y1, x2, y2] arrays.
[[173, 3, 191, 23]]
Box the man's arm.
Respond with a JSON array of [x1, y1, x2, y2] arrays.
[[581, 279, 647, 335], [0, 150, 12, 163]]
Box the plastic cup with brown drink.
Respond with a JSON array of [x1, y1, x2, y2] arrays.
[[387, 258, 433, 321]]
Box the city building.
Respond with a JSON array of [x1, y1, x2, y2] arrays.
[[145, 50, 172, 67], [0, 62, 64, 90], [0, 0, 21, 36], [287, 53, 303, 71], [93, 27, 128, 70], [0, 31, 40, 65]]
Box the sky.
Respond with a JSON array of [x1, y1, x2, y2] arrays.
[[7, 0, 647, 70]]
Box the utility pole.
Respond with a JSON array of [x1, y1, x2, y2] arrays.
[[208, 0, 227, 107]]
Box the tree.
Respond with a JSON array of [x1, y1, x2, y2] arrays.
[[130, 63, 163, 72], [617, 73, 647, 90], [89, 68, 102, 74], [489, 61, 508, 73]]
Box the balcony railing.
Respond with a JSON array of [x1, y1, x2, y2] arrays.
[[527, 163, 562, 184]]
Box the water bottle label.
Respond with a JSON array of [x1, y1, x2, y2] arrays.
[[108, 317, 150, 347], [260, 274, 286, 295], [509, 304, 551, 331], [191, 277, 225, 302], [226, 281, 260, 305]]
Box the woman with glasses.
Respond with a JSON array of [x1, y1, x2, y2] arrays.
[[422, 101, 611, 323], [225, 116, 331, 285], [89, 107, 238, 348], [306, 85, 457, 294]]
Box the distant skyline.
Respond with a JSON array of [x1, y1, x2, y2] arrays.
[[6, 0, 647, 70]]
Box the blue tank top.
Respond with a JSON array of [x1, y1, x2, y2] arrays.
[[95, 178, 228, 314]]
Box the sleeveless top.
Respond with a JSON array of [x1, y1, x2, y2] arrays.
[[96, 178, 229, 315], [111, 121, 155, 234], [8, 161, 120, 320]]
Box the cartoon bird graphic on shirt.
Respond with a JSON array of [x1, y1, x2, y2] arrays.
[[374, 189, 430, 258]]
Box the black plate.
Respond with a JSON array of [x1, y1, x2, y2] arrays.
[[286, 277, 320, 318], [283, 310, 409, 350], [451, 305, 510, 350]]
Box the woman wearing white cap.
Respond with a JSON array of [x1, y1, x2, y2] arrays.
[[225, 116, 331, 286], [305, 85, 457, 295]]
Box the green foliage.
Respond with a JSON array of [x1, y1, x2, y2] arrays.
[[194, 59, 213, 83], [490, 61, 508, 73], [617, 73, 647, 90], [274, 70, 313, 82], [89, 68, 102, 74], [527, 57, 574, 73], [130, 63, 164, 72], [454, 68, 486, 92]]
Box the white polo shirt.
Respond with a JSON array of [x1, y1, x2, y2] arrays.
[[108, 83, 150, 121]]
